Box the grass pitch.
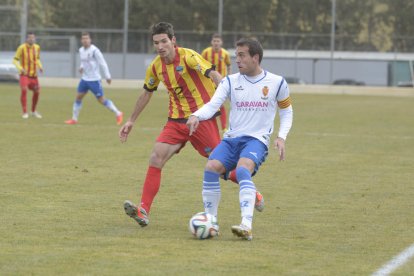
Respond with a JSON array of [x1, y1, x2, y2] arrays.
[[0, 83, 413, 275]]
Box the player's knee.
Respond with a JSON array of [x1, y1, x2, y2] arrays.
[[148, 152, 165, 168], [205, 160, 225, 174]]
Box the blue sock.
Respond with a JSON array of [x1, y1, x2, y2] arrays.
[[202, 171, 221, 218]]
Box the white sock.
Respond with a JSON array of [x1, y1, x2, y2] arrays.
[[73, 100, 82, 121], [103, 99, 121, 116], [239, 181, 256, 230], [203, 171, 221, 218]]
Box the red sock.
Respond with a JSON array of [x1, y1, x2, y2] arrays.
[[228, 169, 238, 184], [219, 106, 227, 130], [140, 166, 161, 213], [32, 91, 40, 112], [20, 88, 27, 113]]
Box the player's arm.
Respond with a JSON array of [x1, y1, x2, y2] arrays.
[[187, 78, 229, 135], [119, 89, 153, 143], [95, 49, 111, 84], [12, 46, 24, 74], [207, 70, 222, 87], [36, 45, 43, 73], [119, 64, 160, 143], [274, 79, 293, 161]]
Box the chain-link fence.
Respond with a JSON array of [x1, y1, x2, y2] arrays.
[[2, 28, 414, 54]]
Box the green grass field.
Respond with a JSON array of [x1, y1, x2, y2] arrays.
[[1, 83, 413, 275]]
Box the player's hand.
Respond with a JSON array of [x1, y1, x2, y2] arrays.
[[119, 121, 133, 143], [274, 137, 286, 161], [39, 68, 43, 74], [106, 79, 111, 85], [186, 115, 199, 136], [21, 69, 27, 75], [79, 68, 83, 74]]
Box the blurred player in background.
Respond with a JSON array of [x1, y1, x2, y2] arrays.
[[187, 38, 293, 240], [119, 22, 264, 228], [201, 34, 231, 131], [65, 32, 123, 125], [13, 32, 43, 119]]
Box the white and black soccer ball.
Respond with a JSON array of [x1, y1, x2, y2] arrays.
[[188, 212, 219, 239]]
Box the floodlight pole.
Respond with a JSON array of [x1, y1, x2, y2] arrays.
[[329, 0, 336, 84], [20, 0, 28, 43], [122, 0, 129, 79], [218, 0, 223, 35]]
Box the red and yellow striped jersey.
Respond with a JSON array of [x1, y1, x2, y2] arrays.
[[144, 47, 216, 119], [201, 47, 231, 76], [13, 43, 43, 77]]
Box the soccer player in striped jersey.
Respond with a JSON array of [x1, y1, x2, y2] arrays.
[[13, 32, 43, 119], [187, 38, 293, 240], [201, 34, 231, 131], [65, 32, 123, 125], [119, 22, 263, 228]]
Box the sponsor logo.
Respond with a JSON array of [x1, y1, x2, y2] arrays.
[[240, 201, 249, 207], [249, 152, 258, 159], [235, 85, 244, 91], [235, 101, 269, 111], [149, 77, 155, 86]]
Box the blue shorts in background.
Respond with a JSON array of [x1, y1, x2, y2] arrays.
[[77, 79, 104, 98], [209, 136, 268, 176]]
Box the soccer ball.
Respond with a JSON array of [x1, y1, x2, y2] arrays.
[[188, 212, 219, 239]]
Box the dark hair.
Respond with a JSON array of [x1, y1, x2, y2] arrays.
[[81, 32, 90, 37], [27, 32, 35, 37], [151, 22, 174, 40], [236, 37, 263, 63], [212, 33, 222, 40]]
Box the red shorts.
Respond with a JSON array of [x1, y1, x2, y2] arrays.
[[20, 76, 40, 91], [156, 118, 221, 158]]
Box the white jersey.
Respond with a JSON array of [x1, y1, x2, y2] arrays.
[[79, 44, 111, 81], [192, 70, 293, 147]]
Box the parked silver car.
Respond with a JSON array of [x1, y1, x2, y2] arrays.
[[0, 59, 19, 82]]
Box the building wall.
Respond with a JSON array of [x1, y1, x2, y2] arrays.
[[2, 51, 402, 86]]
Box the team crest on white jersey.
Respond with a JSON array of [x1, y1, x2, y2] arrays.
[[261, 86, 269, 100]]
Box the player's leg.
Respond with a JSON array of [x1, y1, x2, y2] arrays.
[[19, 76, 29, 118], [65, 80, 88, 124], [231, 138, 268, 240], [202, 139, 237, 219], [124, 121, 187, 227], [190, 119, 264, 211], [30, 78, 42, 118], [92, 81, 123, 125], [124, 142, 182, 227], [219, 105, 227, 131]]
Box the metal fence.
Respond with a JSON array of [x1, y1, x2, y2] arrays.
[[2, 28, 414, 54]]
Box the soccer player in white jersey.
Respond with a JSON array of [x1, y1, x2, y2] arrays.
[[65, 32, 123, 125], [187, 38, 293, 240]]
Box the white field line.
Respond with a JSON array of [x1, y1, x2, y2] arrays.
[[372, 243, 414, 276]]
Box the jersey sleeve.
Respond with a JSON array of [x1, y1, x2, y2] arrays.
[[224, 50, 231, 66], [276, 78, 293, 140], [201, 48, 208, 60], [13, 45, 23, 73], [276, 79, 292, 109], [185, 49, 215, 77], [192, 77, 230, 120], [94, 48, 111, 79], [143, 63, 160, 92], [36, 45, 43, 70]]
